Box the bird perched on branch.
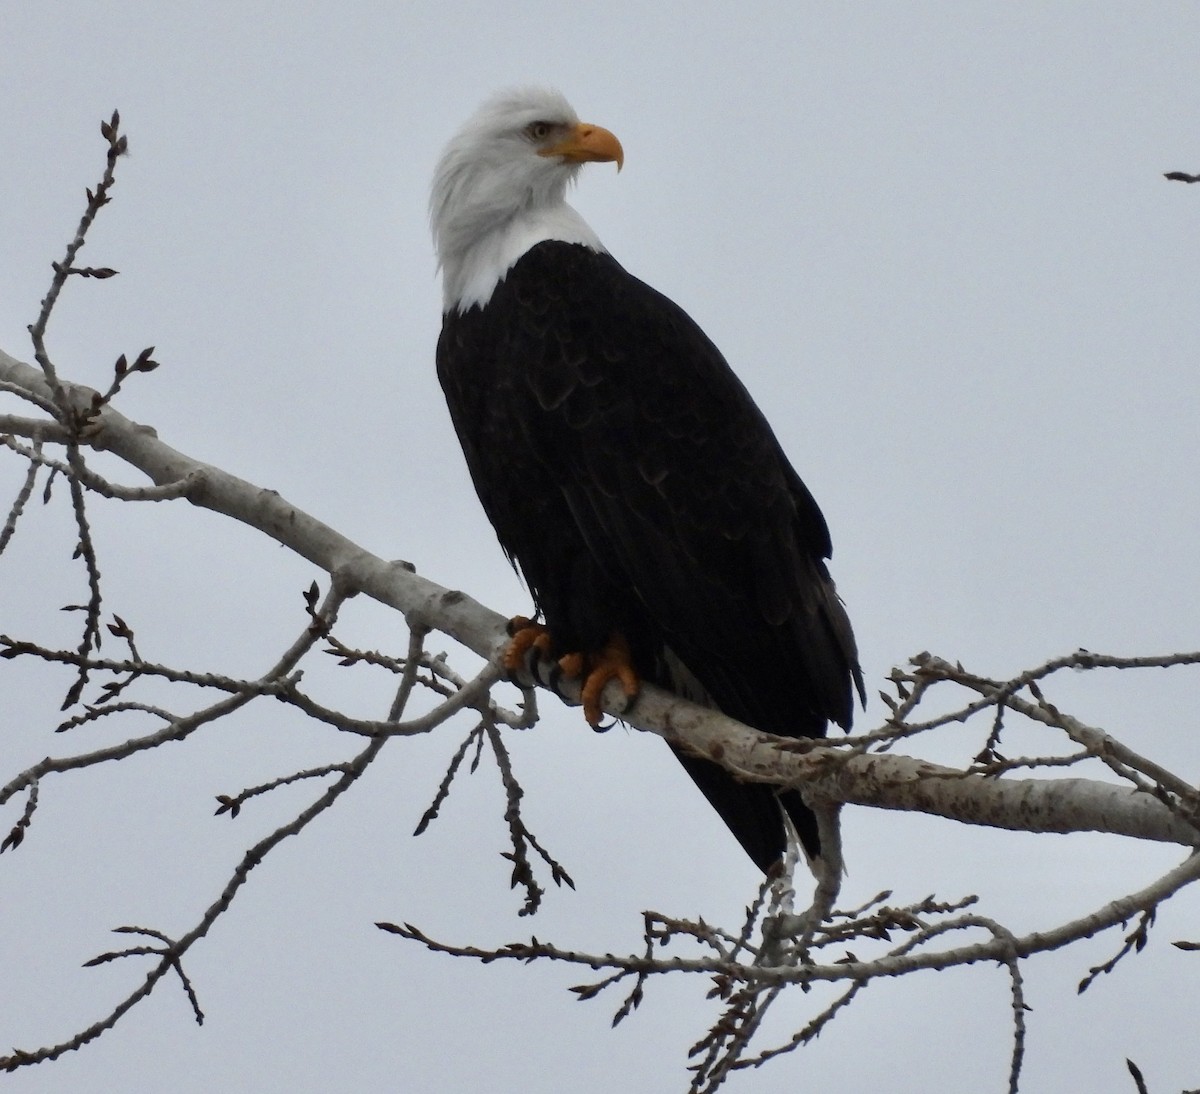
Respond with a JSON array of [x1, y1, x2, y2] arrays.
[[431, 87, 863, 872]]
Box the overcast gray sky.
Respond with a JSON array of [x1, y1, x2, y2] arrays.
[[3, 3, 1199, 1091]]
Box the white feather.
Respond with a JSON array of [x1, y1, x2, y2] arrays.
[[430, 87, 608, 312]]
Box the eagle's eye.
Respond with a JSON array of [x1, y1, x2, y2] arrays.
[[525, 121, 552, 142]]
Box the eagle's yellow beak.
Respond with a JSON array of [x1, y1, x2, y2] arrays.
[[538, 122, 624, 171]]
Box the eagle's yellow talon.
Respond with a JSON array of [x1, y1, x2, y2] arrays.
[[557, 651, 585, 679], [579, 633, 640, 726], [504, 622, 640, 724], [503, 617, 550, 674]]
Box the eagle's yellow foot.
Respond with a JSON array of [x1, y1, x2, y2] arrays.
[[503, 616, 553, 677], [504, 620, 640, 725], [576, 633, 640, 726]]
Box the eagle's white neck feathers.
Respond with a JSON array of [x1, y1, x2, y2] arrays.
[[430, 88, 608, 313]]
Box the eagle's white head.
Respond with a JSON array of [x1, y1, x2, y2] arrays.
[[430, 88, 624, 312]]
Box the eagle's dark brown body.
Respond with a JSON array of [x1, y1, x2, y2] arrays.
[[437, 239, 862, 871]]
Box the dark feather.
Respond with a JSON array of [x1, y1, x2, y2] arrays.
[[438, 241, 863, 871]]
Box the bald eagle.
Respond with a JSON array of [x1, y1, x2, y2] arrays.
[[432, 88, 863, 873]]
